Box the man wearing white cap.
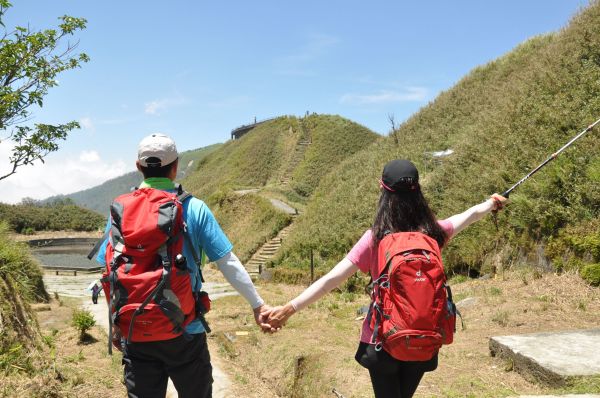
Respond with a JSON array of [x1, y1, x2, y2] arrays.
[[96, 133, 272, 398]]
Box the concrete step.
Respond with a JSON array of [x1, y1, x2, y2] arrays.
[[512, 395, 600, 397], [261, 244, 281, 250], [490, 329, 600, 386], [254, 255, 273, 261]]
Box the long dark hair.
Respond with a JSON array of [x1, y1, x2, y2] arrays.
[[372, 185, 447, 248]]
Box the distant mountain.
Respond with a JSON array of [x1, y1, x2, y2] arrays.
[[44, 144, 221, 215]]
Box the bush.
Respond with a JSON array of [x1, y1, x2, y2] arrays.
[[581, 263, 600, 286], [0, 199, 104, 233], [71, 309, 96, 341]]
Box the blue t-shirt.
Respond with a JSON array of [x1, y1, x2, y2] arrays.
[[96, 178, 233, 334]]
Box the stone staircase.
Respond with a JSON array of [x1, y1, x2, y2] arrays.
[[280, 117, 312, 185], [245, 219, 295, 277], [280, 140, 310, 185]]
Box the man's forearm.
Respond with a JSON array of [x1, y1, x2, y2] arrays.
[[215, 251, 264, 309]]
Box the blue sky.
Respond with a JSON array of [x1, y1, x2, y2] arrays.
[[0, 0, 589, 202]]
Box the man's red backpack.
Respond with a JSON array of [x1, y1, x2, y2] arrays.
[[368, 232, 458, 361], [98, 188, 196, 349]]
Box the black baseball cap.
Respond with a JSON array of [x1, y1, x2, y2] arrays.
[[380, 159, 419, 192]]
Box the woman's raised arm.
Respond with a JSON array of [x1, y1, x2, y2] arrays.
[[266, 258, 359, 328], [445, 193, 507, 237]]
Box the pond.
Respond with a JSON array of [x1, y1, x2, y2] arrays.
[[29, 238, 102, 298]]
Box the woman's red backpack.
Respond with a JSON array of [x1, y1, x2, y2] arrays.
[[99, 188, 195, 349], [367, 232, 458, 361]]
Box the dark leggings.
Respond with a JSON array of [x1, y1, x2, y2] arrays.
[[355, 342, 437, 398], [368, 366, 425, 398]]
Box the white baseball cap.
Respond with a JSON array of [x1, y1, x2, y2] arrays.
[[137, 133, 178, 167]]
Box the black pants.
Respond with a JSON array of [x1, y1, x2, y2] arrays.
[[355, 342, 437, 398], [122, 333, 212, 398]]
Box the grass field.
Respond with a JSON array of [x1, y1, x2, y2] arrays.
[[205, 268, 600, 397]]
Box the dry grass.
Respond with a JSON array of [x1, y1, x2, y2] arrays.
[[1, 297, 123, 398], [205, 270, 600, 397]]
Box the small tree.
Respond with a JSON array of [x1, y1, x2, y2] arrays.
[[388, 113, 400, 146], [0, 1, 89, 181], [71, 308, 96, 341]]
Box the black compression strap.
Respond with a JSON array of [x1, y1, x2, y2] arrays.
[[87, 230, 110, 260]]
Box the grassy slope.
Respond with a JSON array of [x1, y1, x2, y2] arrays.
[[278, 3, 600, 275], [0, 222, 49, 387], [184, 117, 299, 198], [207, 191, 292, 263], [183, 115, 379, 262], [44, 144, 221, 215], [291, 114, 380, 197]]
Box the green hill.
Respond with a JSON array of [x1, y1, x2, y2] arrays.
[[276, 3, 600, 282], [44, 144, 221, 215], [0, 198, 104, 234], [183, 115, 379, 199], [182, 115, 379, 262]]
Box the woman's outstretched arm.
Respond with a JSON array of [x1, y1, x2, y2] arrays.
[[266, 258, 359, 328], [445, 194, 506, 237]]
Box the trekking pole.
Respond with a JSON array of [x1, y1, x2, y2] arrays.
[[501, 116, 600, 198]]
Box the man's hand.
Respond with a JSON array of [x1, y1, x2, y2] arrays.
[[253, 304, 276, 333], [267, 303, 296, 329]]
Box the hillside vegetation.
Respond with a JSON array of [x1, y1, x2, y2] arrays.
[[184, 115, 379, 199], [43, 144, 221, 215], [182, 115, 379, 263], [276, 2, 600, 283], [0, 198, 104, 234], [0, 222, 48, 379], [290, 114, 382, 197]]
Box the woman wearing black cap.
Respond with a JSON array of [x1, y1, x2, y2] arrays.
[[265, 159, 506, 398]]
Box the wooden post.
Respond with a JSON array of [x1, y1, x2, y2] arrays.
[[310, 249, 314, 284]]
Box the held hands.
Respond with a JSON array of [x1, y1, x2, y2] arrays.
[[265, 303, 296, 330], [253, 304, 275, 333], [252, 302, 296, 333]]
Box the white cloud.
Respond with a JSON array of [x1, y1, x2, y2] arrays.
[[340, 87, 429, 105], [79, 117, 94, 131], [0, 142, 130, 204], [79, 150, 100, 163], [144, 96, 186, 115]]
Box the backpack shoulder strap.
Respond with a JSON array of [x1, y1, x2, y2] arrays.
[[176, 185, 207, 282]]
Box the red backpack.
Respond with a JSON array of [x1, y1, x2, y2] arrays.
[[99, 188, 196, 349], [368, 232, 458, 361]]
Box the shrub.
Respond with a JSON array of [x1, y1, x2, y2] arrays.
[[581, 263, 600, 286], [71, 309, 96, 341]]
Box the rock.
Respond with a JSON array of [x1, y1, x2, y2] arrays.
[[512, 395, 600, 398], [456, 297, 477, 310], [356, 305, 370, 315], [490, 329, 600, 386]]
